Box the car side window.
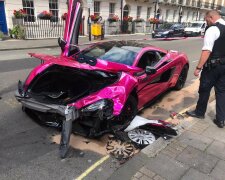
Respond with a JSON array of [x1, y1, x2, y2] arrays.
[[137, 51, 162, 69], [202, 23, 206, 29]]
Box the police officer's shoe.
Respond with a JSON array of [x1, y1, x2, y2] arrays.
[[186, 110, 205, 119], [213, 119, 224, 128]]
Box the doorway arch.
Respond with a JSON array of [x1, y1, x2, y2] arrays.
[[123, 5, 130, 17]]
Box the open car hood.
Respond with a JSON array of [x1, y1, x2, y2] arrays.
[[29, 53, 141, 73]]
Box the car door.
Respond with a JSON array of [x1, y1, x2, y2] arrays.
[[172, 24, 179, 36], [60, 0, 82, 57], [135, 51, 171, 108], [174, 24, 184, 36]]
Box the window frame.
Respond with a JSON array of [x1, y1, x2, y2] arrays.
[[137, 6, 142, 19], [146, 7, 152, 19], [49, 0, 59, 19], [22, 0, 35, 22], [109, 3, 115, 16], [94, 1, 100, 15]]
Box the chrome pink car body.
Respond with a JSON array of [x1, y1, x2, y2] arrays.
[[26, 46, 188, 116]]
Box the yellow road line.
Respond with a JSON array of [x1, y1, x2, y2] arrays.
[[75, 155, 110, 180]]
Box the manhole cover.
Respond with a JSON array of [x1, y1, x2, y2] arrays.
[[128, 129, 156, 145]]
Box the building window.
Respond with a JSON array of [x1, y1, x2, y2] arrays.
[[192, 12, 196, 20], [109, 3, 115, 16], [147, 7, 152, 19], [165, 9, 170, 21], [49, 0, 59, 19], [173, 10, 177, 22], [94, 1, 100, 15], [137, 6, 142, 19], [22, 0, 35, 22]]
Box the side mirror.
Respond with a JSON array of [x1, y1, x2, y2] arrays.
[[145, 66, 156, 75], [58, 37, 67, 51]]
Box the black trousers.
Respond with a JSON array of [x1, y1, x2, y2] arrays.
[[195, 65, 225, 122]]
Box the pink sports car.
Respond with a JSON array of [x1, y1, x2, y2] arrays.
[[15, 0, 189, 139]]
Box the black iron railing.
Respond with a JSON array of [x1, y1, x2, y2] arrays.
[[12, 17, 85, 39]]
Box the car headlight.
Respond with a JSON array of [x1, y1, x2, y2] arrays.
[[162, 31, 170, 34], [82, 99, 113, 112]]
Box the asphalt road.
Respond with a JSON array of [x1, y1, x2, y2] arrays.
[[0, 37, 203, 180]]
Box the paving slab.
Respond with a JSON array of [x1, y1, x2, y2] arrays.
[[188, 121, 210, 135], [181, 168, 213, 180], [206, 140, 225, 160], [108, 153, 148, 180], [177, 131, 213, 151], [145, 154, 189, 180], [202, 126, 225, 144], [210, 160, 225, 180], [176, 146, 219, 174], [161, 140, 187, 159]]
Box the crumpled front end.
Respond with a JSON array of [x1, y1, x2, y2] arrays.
[[15, 63, 138, 137]]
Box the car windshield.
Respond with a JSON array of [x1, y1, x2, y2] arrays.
[[78, 43, 141, 66], [158, 23, 173, 29], [190, 23, 202, 27]]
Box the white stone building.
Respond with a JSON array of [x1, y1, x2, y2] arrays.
[[0, 0, 224, 36]]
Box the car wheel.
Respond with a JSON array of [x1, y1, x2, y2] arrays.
[[118, 95, 138, 125], [174, 65, 189, 90]]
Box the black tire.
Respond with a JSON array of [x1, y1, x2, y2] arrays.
[[118, 95, 138, 125], [174, 65, 189, 90]]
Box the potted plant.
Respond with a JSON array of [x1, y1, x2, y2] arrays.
[[123, 16, 133, 22], [38, 11, 53, 20], [148, 17, 159, 24], [108, 14, 119, 23], [11, 25, 25, 39], [13, 9, 27, 19], [12, 9, 26, 26], [90, 14, 101, 23], [61, 12, 68, 21], [133, 18, 144, 22], [0, 31, 4, 41]]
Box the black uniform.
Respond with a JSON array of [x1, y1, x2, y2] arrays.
[[195, 22, 225, 124]]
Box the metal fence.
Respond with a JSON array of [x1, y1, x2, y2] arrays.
[[104, 21, 155, 35], [12, 18, 85, 39]]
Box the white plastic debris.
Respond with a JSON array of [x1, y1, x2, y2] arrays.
[[124, 116, 162, 132]]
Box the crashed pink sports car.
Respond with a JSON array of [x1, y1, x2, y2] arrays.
[[15, 0, 189, 139]]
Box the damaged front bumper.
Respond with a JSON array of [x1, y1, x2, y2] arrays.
[[15, 90, 79, 120], [15, 89, 80, 158]]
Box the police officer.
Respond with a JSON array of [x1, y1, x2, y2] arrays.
[[186, 10, 225, 128]]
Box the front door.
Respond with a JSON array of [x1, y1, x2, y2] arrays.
[[0, 1, 8, 34]]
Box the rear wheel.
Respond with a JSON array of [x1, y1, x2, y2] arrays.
[[174, 65, 189, 90]]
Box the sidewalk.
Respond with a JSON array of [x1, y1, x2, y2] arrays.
[[109, 99, 225, 180], [0, 34, 150, 51]]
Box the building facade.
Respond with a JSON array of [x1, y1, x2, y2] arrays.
[[0, 0, 224, 36]]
